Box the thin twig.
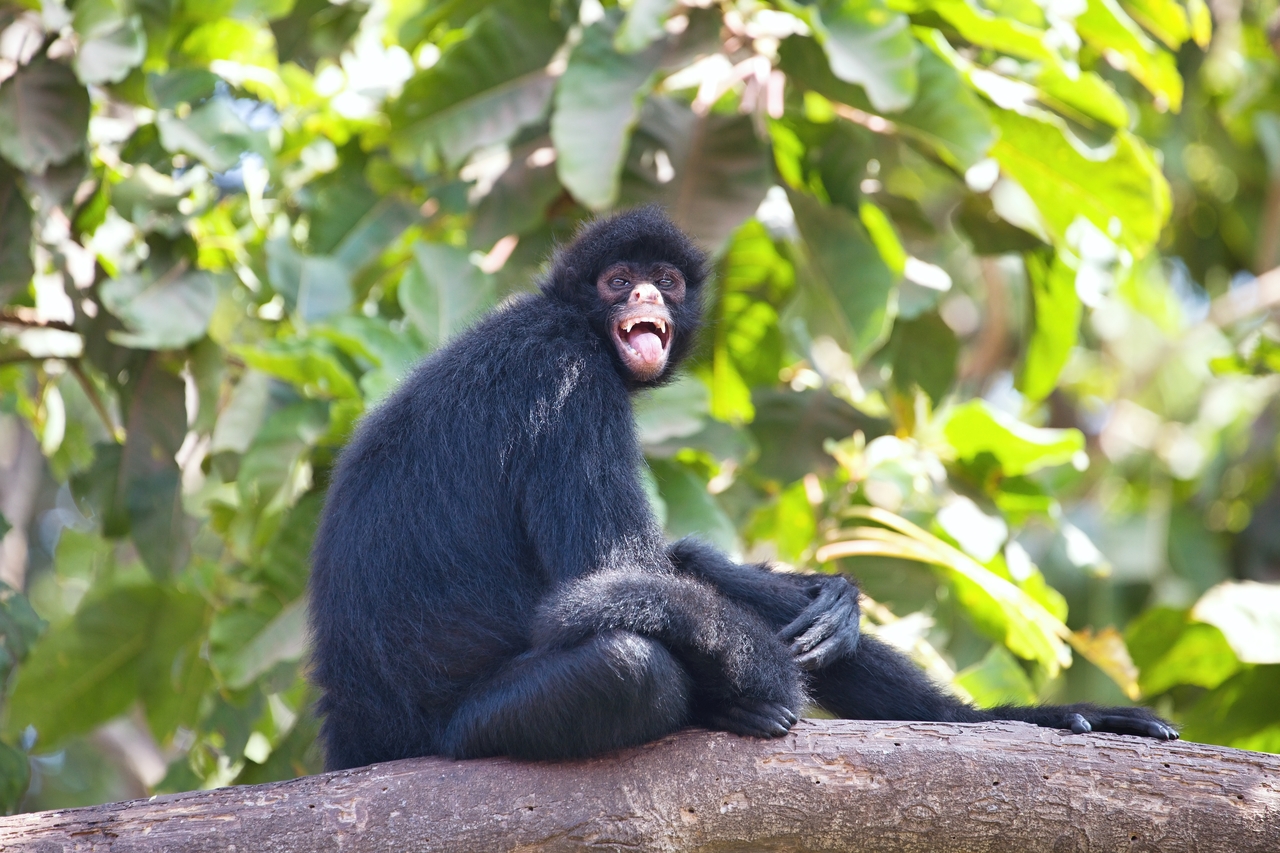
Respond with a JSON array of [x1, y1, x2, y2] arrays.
[[69, 361, 124, 443]]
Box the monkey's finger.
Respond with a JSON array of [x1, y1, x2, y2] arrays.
[[1066, 713, 1092, 734], [709, 701, 797, 739], [779, 584, 849, 643], [1089, 715, 1179, 740]]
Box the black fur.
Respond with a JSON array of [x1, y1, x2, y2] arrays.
[[308, 207, 1176, 770]]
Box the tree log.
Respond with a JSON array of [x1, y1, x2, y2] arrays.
[[2, 720, 1276, 852]]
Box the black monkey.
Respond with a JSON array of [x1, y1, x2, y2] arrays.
[[308, 207, 1176, 770]]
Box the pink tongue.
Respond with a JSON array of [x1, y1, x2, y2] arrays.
[[629, 328, 664, 362]]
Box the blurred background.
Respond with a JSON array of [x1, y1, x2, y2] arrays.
[[1, 0, 1279, 814]]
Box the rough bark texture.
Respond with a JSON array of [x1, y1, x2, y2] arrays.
[[2, 720, 1277, 852]]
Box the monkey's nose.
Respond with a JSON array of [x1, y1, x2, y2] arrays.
[[630, 283, 662, 304]]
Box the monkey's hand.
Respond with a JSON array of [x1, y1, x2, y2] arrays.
[[707, 697, 798, 739], [992, 703, 1179, 740], [780, 575, 860, 671]]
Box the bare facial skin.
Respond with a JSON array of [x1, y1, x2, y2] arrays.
[[597, 262, 686, 382]]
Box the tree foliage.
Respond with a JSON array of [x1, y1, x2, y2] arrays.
[[1, 0, 1279, 813]]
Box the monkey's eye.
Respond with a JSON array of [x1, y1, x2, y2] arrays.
[[611, 278, 629, 288], [658, 278, 673, 288]]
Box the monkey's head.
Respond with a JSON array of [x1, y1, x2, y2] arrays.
[[543, 206, 708, 386]]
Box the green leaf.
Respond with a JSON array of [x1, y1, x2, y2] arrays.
[[265, 238, 353, 324], [614, 0, 677, 53], [234, 340, 362, 399], [0, 739, 29, 815], [1035, 64, 1130, 129], [710, 219, 795, 423], [779, 36, 993, 169], [809, 0, 918, 113], [1192, 581, 1280, 665], [390, 0, 564, 168], [0, 162, 33, 301], [990, 109, 1171, 255], [918, 0, 1053, 61], [552, 22, 663, 210], [650, 459, 737, 551], [944, 400, 1084, 476], [100, 260, 218, 350], [620, 97, 773, 247], [0, 56, 90, 174], [74, 5, 147, 86], [332, 198, 420, 272], [1017, 250, 1080, 403], [398, 242, 496, 348], [8, 580, 161, 748], [1118, 0, 1189, 48], [237, 400, 330, 507], [157, 98, 268, 173], [1076, 0, 1182, 109], [222, 598, 308, 689], [179, 18, 279, 68], [1180, 666, 1280, 748], [139, 587, 210, 743], [0, 584, 45, 687], [955, 644, 1037, 705], [788, 189, 897, 362], [887, 312, 958, 404], [1140, 622, 1240, 695]]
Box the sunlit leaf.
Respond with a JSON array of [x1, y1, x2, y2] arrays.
[[223, 598, 308, 689], [1192, 581, 1280, 665], [615, 0, 678, 53], [157, 98, 268, 173], [73, 3, 146, 86], [390, 0, 563, 168], [1018, 250, 1080, 402], [553, 22, 663, 210], [991, 109, 1171, 255], [1119, 0, 1189, 48], [955, 644, 1036, 705], [1076, 0, 1183, 109], [788, 189, 897, 362], [944, 399, 1084, 476], [234, 340, 362, 399], [807, 0, 918, 113], [1069, 626, 1140, 700]]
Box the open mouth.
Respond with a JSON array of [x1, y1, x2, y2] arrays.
[[613, 315, 672, 378]]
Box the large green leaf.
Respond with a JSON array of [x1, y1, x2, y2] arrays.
[[887, 312, 958, 404], [157, 98, 268, 173], [99, 260, 218, 350], [808, 0, 918, 113], [709, 219, 795, 423], [1017, 250, 1080, 403], [991, 109, 1171, 255], [389, 0, 564, 168], [552, 22, 664, 210], [779, 36, 993, 170], [222, 598, 308, 689], [7, 578, 203, 749], [73, 0, 147, 86], [1076, 0, 1182, 109], [788, 190, 897, 362], [650, 459, 737, 551], [620, 97, 772, 247], [944, 400, 1084, 476], [0, 56, 90, 174], [398, 243, 496, 349], [266, 238, 353, 324], [234, 340, 362, 399], [1119, 0, 1190, 48], [614, 0, 678, 53]]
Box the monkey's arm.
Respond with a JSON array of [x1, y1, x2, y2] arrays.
[[667, 538, 860, 671]]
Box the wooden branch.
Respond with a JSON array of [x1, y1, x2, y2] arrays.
[[3, 720, 1276, 852]]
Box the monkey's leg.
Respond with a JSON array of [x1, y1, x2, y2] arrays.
[[441, 630, 693, 759]]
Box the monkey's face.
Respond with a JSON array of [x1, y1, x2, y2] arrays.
[[597, 262, 686, 383]]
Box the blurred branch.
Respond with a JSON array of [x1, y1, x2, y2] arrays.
[[960, 258, 1010, 381], [1209, 264, 1280, 327], [69, 361, 123, 443], [1255, 180, 1280, 273], [0, 308, 75, 332], [3, 721, 1273, 853]]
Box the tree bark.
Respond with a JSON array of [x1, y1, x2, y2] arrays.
[[2, 720, 1276, 853]]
